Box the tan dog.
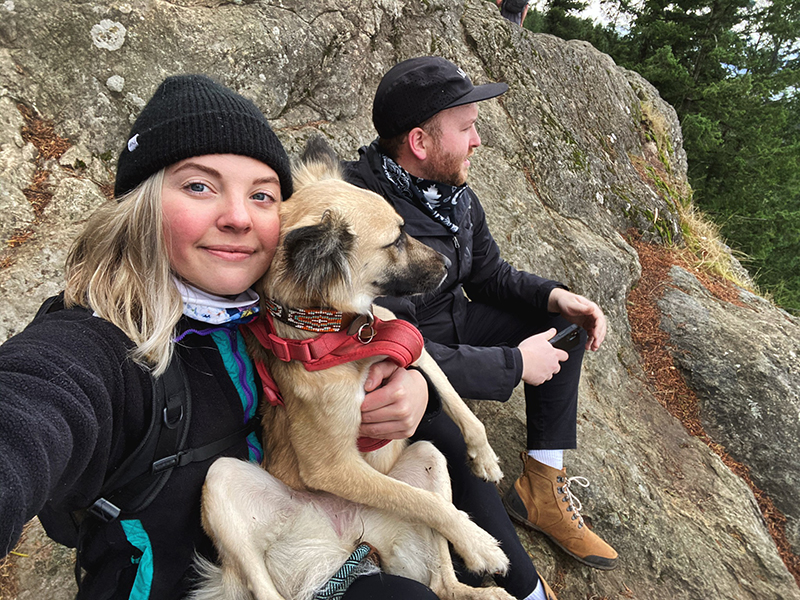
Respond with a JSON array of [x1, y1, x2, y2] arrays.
[[194, 140, 514, 600]]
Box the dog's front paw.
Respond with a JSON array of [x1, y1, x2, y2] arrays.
[[473, 588, 517, 600], [468, 444, 503, 483], [439, 581, 516, 600], [454, 523, 510, 576]]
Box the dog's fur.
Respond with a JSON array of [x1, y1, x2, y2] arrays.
[[194, 140, 514, 600]]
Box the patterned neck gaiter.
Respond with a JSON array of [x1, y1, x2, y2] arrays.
[[381, 153, 466, 234], [174, 279, 260, 325]]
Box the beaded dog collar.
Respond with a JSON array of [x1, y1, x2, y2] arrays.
[[263, 297, 374, 340], [263, 297, 344, 332]]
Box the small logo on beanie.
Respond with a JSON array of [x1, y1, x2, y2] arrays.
[[127, 134, 139, 152], [456, 67, 467, 79]]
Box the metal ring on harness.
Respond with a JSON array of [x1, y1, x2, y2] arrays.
[[356, 313, 376, 344]]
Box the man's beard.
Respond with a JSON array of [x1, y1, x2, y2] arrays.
[[423, 140, 470, 186]]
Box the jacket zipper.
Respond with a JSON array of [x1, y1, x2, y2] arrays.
[[453, 235, 461, 277]]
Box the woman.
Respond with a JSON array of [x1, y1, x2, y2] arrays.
[[0, 74, 435, 599]]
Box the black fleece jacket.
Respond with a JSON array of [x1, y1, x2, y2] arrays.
[[344, 141, 564, 401], [0, 308, 256, 599]]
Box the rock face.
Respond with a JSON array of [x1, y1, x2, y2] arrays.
[[1, 0, 798, 598], [659, 267, 800, 553]]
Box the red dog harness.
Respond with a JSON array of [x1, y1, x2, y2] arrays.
[[241, 311, 424, 453]]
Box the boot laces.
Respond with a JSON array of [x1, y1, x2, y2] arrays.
[[560, 476, 590, 528]]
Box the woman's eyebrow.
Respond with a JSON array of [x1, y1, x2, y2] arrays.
[[253, 175, 281, 186], [171, 163, 280, 187], [171, 162, 222, 178]]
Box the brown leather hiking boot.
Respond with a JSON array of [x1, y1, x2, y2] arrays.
[[503, 453, 618, 570]]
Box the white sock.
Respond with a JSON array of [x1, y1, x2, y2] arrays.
[[527, 449, 564, 471], [522, 578, 547, 600]]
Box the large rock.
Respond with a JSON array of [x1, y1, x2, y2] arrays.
[[1, 0, 798, 598], [659, 266, 800, 552]]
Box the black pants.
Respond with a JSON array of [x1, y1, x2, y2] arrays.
[[412, 410, 540, 599], [455, 301, 586, 450], [342, 573, 440, 599]]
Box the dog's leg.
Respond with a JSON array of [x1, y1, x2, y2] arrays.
[[288, 420, 509, 576], [392, 444, 517, 600], [201, 458, 290, 600], [370, 306, 502, 482], [413, 351, 503, 483], [358, 441, 444, 585], [390, 441, 469, 597]]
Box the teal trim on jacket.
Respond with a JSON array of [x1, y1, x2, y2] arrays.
[[120, 520, 153, 600], [210, 328, 263, 463]]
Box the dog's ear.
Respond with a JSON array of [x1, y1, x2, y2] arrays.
[[301, 135, 339, 169], [292, 135, 343, 191], [284, 210, 354, 301]]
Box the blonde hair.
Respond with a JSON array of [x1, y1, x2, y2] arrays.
[[64, 170, 183, 376]]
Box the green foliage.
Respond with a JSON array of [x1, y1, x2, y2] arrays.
[[525, 0, 800, 313], [636, 47, 693, 104], [523, 4, 623, 55]]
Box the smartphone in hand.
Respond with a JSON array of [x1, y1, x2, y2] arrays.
[[549, 324, 582, 351]]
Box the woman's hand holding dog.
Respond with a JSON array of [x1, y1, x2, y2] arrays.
[[360, 361, 428, 440]]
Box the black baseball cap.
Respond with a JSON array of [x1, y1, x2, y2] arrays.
[[372, 56, 509, 138]]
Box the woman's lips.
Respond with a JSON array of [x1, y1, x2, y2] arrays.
[[203, 245, 255, 261]]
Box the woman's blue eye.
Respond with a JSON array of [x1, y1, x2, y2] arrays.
[[252, 192, 275, 202], [188, 182, 207, 193]]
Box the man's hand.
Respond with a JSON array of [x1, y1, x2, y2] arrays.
[[360, 361, 428, 440], [547, 288, 607, 351], [518, 329, 569, 385]]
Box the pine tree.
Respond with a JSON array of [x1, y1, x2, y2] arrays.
[[524, 0, 800, 311]]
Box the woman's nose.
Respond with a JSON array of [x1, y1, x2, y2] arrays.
[[218, 196, 253, 231]]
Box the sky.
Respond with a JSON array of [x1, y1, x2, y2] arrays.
[[526, 0, 635, 28], [527, 0, 613, 24]]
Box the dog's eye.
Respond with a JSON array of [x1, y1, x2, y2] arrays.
[[392, 233, 407, 250]]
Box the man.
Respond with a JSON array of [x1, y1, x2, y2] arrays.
[[496, 0, 530, 26], [344, 56, 618, 573]]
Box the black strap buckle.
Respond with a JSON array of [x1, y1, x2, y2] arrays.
[[152, 453, 183, 473], [87, 498, 121, 523]]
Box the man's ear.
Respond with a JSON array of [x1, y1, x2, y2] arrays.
[[407, 126, 430, 161]]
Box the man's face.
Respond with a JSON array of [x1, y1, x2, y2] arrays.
[[420, 103, 481, 186]]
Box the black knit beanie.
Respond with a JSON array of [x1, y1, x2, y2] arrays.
[[114, 74, 293, 200]]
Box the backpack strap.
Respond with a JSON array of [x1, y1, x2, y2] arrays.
[[84, 354, 259, 523], [85, 354, 192, 522], [34, 291, 67, 318]]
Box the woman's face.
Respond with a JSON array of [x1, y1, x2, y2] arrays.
[[162, 154, 282, 297]]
